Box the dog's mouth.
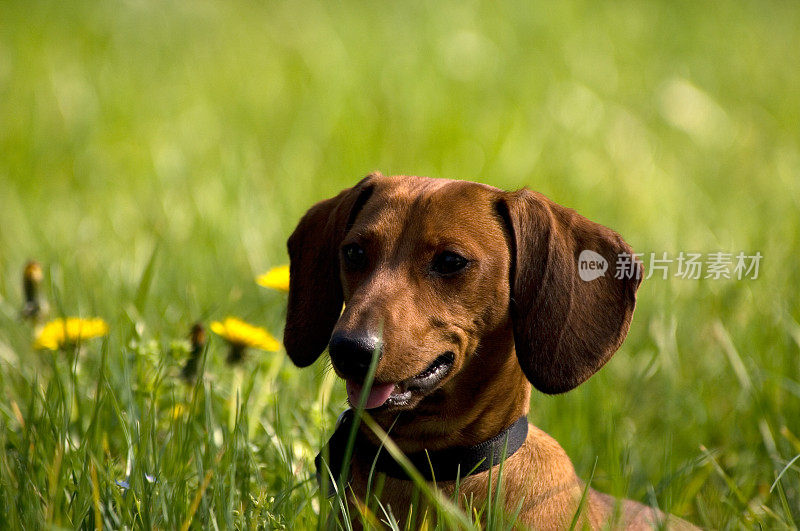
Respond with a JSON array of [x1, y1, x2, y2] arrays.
[[345, 352, 455, 410]]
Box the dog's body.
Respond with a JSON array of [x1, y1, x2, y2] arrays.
[[284, 174, 695, 529]]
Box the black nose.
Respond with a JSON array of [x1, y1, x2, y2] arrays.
[[329, 331, 382, 381]]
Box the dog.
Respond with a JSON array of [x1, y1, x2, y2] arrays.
[[284, 173, 696, 529]]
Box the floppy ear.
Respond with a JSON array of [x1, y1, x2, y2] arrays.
[[283, 174, 377, 367], [497, 189, 643, 394]]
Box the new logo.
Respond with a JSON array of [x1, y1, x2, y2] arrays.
[[578, 250, 608, 281]]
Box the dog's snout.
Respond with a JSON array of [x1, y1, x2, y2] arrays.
[[329, 331, 382, 381]]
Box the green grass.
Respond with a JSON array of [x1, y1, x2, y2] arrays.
[[1, 0, 799, 528]]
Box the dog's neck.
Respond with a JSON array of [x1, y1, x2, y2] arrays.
[[365, 329, 530, 454]]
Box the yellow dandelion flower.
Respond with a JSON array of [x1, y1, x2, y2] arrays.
[[33, 317, 109, 350], [256, 265, 290, 292], [171, 403, 187, 420], [210, 317, 281, 364]]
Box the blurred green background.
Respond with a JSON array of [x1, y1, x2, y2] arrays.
[[1, 0, 799, 527]]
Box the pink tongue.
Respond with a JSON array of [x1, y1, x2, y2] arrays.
[[346, 381, 396, 409]]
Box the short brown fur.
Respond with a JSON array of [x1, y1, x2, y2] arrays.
[[285, 173, 696, 529]]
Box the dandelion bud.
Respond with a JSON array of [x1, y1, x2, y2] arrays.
[[181, 322, 207, 382], [190, 322, 206, 356], [21, 260, 47, 320]]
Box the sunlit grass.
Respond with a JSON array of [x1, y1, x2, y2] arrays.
[[1, 0, 799, 528]]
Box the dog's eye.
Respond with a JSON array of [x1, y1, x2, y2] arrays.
[[342, 243, 366, 269], [431, 251, 469, 276]]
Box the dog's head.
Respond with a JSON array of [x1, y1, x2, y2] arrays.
[[284, 173, 642, 414]]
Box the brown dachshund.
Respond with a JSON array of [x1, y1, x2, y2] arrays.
[[284, 173, 696, 529]]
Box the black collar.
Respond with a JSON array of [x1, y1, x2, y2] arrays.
[[315, 410, 529, 486]]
